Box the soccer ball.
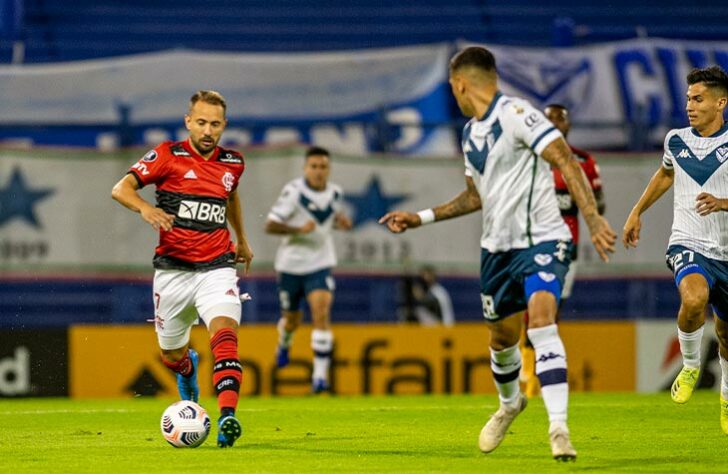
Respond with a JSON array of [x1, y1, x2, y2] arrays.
[[160, 400, 211, 448]]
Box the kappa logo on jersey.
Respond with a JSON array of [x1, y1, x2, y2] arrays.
[[177, 200, 226, 224], [717, 146, 728, 163], [677, 149, 691, 159], [142, 150, 158, 162], [184, 170, 198, 180], [218, 152, 243, 164], [221, 172, 235, 192], [537, 351, 564, 363], [495, 51, 592, 112], [534, 254, 553, 266]]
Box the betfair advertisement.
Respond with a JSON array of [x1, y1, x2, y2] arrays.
[[69, 322, 635, 398]]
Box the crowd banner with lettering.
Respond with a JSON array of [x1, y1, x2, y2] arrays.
[[0, 45, 454, 155], [69, 322, 635, 398], [467, 38, 728, 149], [0, 148, 675, 274], [1, 39, 728, 152]]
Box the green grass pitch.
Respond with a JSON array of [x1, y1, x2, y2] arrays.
[[0, 391, 724, 473]]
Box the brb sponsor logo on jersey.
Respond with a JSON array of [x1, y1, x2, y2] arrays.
[[178, 200, 226, 224]]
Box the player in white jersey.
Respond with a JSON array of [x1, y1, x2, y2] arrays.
[[380, 46, 616, 461], [266, 146, 352, 393], [624, 66, 728, 433]]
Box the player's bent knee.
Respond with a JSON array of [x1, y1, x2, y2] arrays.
[[680, 290, 709, 315], [208, 315, 239, 335]]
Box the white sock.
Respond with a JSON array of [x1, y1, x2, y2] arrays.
[[311, 329, 333, 382], [277, 318, 293, 348], [720, 354, 728, 401], [678, 326, 703, 369], [490, 344, 522, 407], [528, 324, 568, 423]]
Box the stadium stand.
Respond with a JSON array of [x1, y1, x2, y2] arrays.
[[17, 0, 728, 63]]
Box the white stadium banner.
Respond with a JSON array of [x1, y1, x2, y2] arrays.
[[0, 45, 454, 155], [468, 38, 728, 150], [0, 148, 675, 275], [1, 39, 727, 153]]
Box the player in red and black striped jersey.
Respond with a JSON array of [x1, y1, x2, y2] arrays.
[[112, 90, 253, 448], [521, 104, 606, 398]]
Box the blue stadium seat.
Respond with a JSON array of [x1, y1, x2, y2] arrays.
[[14, 1, 728, 63]]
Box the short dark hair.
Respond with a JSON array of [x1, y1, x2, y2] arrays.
[[449, 47, 497, 74], [305, 146, 330, 159], [544, 103, 568, 112], [687, 66, 728, 97]]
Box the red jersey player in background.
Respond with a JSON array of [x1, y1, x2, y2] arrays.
[[520, 103, 606, 398], [111, 90, 253, 448]]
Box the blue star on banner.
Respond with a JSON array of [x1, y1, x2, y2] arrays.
[[345, 175, 408, 228], [0, 167, 55, 228]]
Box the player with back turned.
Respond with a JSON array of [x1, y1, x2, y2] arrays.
[[111, 90, 253, 448], [379, 46, 616, 461], [624, 66, 728, 433]]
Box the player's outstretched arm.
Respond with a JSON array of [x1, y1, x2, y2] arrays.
[[264, 219, 315, 235], [111, 174, 174, 231], [622, 166, 674, 248], [541, 138, 616, 261], [378, 176, 481, 233], [227, 190, 254, 274]]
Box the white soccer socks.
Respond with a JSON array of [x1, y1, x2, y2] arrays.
[[719, 353, 728, 401], [277, 317, 294, 348], [527, 324, 568, 424], [490, 344, 522, 407], [678, 326, 704, 369], [311, 329, 334, 382]]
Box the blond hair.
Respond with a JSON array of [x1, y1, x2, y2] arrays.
[[189, 90, 227, 115]]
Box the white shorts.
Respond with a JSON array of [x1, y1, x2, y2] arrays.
[[561, 261, 578, 300], [153, 267, 241, 350]]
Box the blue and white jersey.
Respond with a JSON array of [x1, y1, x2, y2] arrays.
[[662, 124, 728, 260], [267, 177, 345, 274], [462, 91, 571, 252]]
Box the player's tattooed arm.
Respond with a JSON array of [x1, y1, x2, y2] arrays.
[[542, 138, 616, 261], [432, 176, 482, 220], [378, 176, 481, 233], [542, 139, 599, 222]]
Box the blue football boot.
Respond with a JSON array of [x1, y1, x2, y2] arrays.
[[217, 415, 243, 448], [275, 345, 290, 368], [176, 348, 199, 402], [312, 378, 330, 394]]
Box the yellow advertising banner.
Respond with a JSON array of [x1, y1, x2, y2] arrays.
[[69, 321, 635, 398]]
